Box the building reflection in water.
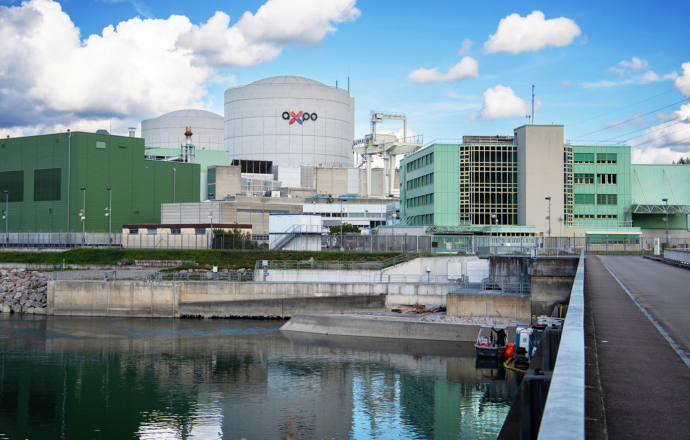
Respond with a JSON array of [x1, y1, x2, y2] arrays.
[[0, 315, 516, 440]]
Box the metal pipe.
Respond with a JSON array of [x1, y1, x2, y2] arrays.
[[107, 187, 112, 248], [173, 168, 176, 203], [67, 130, 71, 241], [81, 188, 86, 246], [3, 190, 8, 247]]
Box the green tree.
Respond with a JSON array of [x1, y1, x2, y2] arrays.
[[329, 223, 361, 235]]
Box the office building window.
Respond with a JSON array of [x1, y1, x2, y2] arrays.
[[597, 153, 617, 164], [574, 194, 595, 205], [596, 194, 617, 205], [574, 153, 594, 163], [597, 174, 617, 185], [574, 173, 594, 184]]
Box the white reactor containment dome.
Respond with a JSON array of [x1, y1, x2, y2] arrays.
[[141, 109, 224, 150], [224, 76, 355, 168]]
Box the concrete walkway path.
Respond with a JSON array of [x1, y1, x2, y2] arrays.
[[586, 256, 690, 439]]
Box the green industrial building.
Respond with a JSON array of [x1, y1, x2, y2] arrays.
[[399, 125, 690, 239], [0, 132, 199, 233]]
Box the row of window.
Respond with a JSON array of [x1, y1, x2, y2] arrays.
[[0, 169, 61, 202], [406, 173, 434, 190], [574, 214, 618, 219], [410, 214, 434, 225], [573, 194, 618, 205], [129, 228, 203, 235], [406, 152, 434, 172], [406, 193, 434, 208], [573, 153, 617, 164], [574, 174, 618, 185]]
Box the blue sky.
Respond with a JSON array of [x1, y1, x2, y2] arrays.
[[1, 0, 689, 163]]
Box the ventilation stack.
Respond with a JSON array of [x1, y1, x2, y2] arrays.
[[181, 126, 196, 163], [128, 127, 136, 137]]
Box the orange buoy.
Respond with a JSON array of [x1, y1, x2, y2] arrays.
[[505, 349, 514, 358], [508, 342, 515, 348]]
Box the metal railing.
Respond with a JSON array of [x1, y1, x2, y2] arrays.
[[321, 235, 433, 253], [372, 274, 467, 285], [537, 251, 585, 440], [52, 270, 255, 282], [664, 249, 690, 265], [569, 220, 633, 228]]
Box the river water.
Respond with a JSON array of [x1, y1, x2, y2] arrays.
[[0, 315, 517, 440]]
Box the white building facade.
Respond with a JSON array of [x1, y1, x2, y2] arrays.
[[224, 76, 355, 168]]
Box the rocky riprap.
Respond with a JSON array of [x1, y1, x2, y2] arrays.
[[0, 269, 49, 315]]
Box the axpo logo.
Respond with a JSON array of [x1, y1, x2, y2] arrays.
[[282, 110, 318, 125]]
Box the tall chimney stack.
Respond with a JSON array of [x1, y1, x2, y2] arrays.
[[128, 127, 136, 137]]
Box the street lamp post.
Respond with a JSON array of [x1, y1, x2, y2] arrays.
[[106, 187, 112, 248], [545, 197, 552, 245], [663, 198, 669, 248], [80, 187, 86, 247], [207, 209, 213, 249], [340, 199, 343, 251], [3, 190, 8, 247]]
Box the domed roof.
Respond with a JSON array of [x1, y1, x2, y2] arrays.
[[157, 109, 222, 119], [248, 76, 327, 86]]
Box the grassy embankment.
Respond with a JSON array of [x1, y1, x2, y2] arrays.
[[0, 249, 401, 270]]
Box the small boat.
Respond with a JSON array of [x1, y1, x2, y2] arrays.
[[475, 325, 508, 358]]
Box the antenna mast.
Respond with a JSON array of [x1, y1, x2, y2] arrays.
[[531, 85, 535, 125]]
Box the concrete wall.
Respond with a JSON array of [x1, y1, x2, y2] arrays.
[[531, 277, 574, 316], [490, 256, 578, 316], [516, 125, 565, 235], [281, 314, 519, 342], [48, 280, 450, 317], [446, 293, 531, 321], [259, 257, 478, 283], [213, 165, 242, 198], [383, 256, 478, 277], [180, 295, 386, 318]]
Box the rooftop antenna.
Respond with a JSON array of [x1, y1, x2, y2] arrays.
[[348, 77, 350, 93], [531, 85, 535, 125]]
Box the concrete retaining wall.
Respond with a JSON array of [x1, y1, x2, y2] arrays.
[[47, 280, 451, 317], [259, 256, 479, 283], [531, 277, 574, 316], [446, 293, 531, 321], [281, 314, 518, 342], [180, 295, 387, 318]]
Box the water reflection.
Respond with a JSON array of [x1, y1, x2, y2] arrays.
[[0, 315, 516, 439]]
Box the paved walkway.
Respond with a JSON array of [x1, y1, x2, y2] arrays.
[[586, 256, 690, 439]]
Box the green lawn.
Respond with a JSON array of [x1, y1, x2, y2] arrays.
[[0, 249, 402, 270]]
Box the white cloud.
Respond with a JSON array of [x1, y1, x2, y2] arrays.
[[178, 0, 360, 68], [606, 57, 676, 84], [457, 39, 474, 56], [638, 70, 678, 84], [483, 11, 581, 54], [674, 62, 690, 98], [608, 57, 648, 76], [473, 85, 541, 120], [631, 104, 690, 162], [0, 0, 360, 134], [561, 80, 573, 88], [407, 56, 479, 84]]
